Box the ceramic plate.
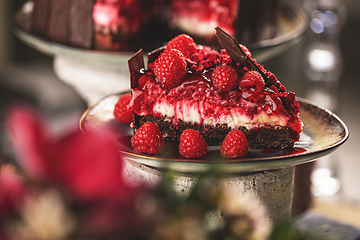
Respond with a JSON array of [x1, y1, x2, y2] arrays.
[[80, 93, 348, 173], [12, 1, 307, 64]]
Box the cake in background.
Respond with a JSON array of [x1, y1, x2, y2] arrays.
[[32, 0, 94, 49], [168, 0, 280, 46], [93, 0, 159, 51], [30, 0, 282, 52], [168, 0, 238, 39]]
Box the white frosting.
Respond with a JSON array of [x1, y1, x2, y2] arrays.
[[175, 101, 201, 123], [150, 99, 289, 130], [154, 99, 175, 117]]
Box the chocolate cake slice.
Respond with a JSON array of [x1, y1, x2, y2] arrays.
[[128, 30, 302, 149]]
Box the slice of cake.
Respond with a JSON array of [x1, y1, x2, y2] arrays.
[[129, 30, 302, 149]]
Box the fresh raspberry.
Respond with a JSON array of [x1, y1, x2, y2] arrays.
[[179, 129, 207, 158], [131, 122, 164, 155], [152, 49, 187, 90], [113, 94, 133, 124], [239, 70, 265, 95], [220, 130, 249, 158], [166, 34, 197, 58], [211, 65, 238, 92]]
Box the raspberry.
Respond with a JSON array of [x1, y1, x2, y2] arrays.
[[179, 129, 207, 158], [239, 71, 265, 95], [166, 34, 197, 58], [211, 65, 238, 93], [152, 49, 187, 90], [220, 130, 249, 158], [131, 122, 164, 155], [113, 94, 133, 124]]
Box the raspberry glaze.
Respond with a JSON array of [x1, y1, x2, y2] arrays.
[[130, 41, 302, 145]]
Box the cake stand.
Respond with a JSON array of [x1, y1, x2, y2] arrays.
[[79, 93, 348, 222], [12, 1, 308, 106]]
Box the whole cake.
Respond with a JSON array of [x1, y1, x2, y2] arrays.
[[30, 0, 281, 51], [128, 29, 302, 149]]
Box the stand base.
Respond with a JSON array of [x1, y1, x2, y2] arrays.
[[123, 159, 295, 222]]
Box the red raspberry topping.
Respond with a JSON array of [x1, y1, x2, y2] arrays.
[[113, 94, 133, 124], [137, 72, 155, 90], [211, 65, 238, 93], [279, 91, 299, 115], [240, 89, 258, 103], [220, 49, 232, 65], [189, 46, 221, 72], [239, 70, 265, 95], [239, 44, 252, 58], [131, 122, 164, 155], [220, 130, 249, 158], [261, 91, 283, 115], [166, 34, 197, 58], [179, 129, 207, 158], [152, 49, 187, 90]]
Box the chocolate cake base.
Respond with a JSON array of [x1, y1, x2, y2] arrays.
[[134, 114, 297, 149]]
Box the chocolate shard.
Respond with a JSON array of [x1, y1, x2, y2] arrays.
[[68, 0, 94, 49], [128, 49, 145, 88], [148, 46, 165, 65], [214, 27, 271, 86], [32, 0, 50, 37], [47, 0, 69, 45]]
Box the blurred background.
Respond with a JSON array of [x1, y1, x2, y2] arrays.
[[1, 0, 360, 229]]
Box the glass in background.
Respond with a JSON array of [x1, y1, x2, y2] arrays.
[[302, 0, 347, 199]]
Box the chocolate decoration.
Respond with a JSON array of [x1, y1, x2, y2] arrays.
[[128, 49, 145, 88], [147, 46, 165, 65], [214, 27, 271, 86], [47, 0, 69, 45], [68, 0, 94, 49], [32, 0, 50, 37]]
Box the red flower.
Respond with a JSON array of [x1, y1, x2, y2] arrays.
[[7, 105, 54, 181], [51, 128, 131, 202], [7, 104, 133, 203], [5, 104, 154, 236]]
